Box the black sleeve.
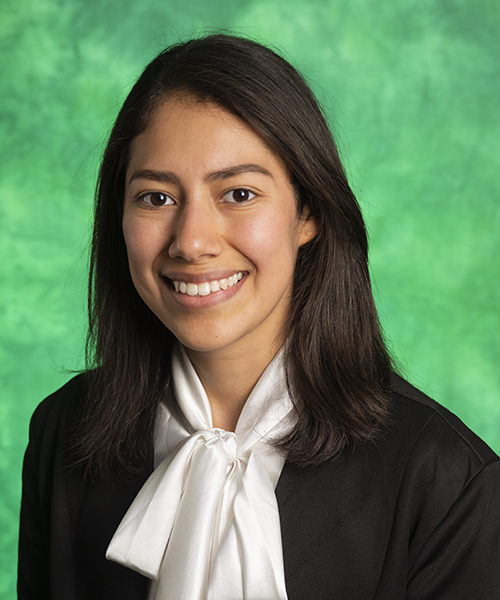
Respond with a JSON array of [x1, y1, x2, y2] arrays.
[[407, 459, 500, 599], [18, 402, 52, 600]]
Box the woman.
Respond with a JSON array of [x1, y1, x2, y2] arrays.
[[19, 34, 500, 599]]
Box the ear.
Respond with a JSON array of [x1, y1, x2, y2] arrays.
[[298, 207, 318, 247]]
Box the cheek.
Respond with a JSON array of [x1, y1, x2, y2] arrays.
[[233, 212, 299, 275], [122, 217, 163, 281]]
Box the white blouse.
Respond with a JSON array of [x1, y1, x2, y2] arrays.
[[106, 342, 295, 600]]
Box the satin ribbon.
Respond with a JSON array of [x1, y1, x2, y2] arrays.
[[106, 343, 294, 600]]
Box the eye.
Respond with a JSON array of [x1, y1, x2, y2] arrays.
[[139, 192, 175, 207], [222, 188, 256, 203]]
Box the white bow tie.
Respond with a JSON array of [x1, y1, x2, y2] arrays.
[[106, 344, 293, 600]]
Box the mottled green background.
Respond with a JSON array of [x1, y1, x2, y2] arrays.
[[1, 0, 499, 595]]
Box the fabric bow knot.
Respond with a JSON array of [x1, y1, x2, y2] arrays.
[[106, 344, 292, 600]]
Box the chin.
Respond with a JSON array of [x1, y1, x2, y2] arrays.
[[163, 322, 242, 355]]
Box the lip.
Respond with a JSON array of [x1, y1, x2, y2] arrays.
[[161, 272, 247, 309]]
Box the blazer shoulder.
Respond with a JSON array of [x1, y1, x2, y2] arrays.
[[389, 372, 499, 469], [28, 373, 90, 450]]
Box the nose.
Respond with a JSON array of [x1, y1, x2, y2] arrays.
[[168, 199, 223, 261]]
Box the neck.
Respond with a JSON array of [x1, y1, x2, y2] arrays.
[[185, 340, 283, 431]]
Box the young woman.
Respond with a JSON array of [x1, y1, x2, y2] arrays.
[[19, 34, 500, 600]]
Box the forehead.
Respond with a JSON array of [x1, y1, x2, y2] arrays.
[[126, 96, 288, 179]]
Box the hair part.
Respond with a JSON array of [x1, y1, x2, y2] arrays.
[[75, 33, 393, 479]]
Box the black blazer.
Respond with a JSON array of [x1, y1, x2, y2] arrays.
[[19, 374, 500, 599]]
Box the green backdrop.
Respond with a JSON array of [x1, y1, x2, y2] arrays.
[[1, 0, 499, 596]]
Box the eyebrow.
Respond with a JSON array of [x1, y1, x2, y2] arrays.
[[205, 163, 273, 182], [128, 164, 273, 185]]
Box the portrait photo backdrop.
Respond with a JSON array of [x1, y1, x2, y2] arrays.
[[1, 0, 499, 596]]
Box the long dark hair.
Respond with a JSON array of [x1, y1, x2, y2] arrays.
[[77, 33, 393, 479]]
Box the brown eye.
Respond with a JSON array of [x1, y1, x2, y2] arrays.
[[223, 189, 256, 203], [141, 192, 174, 207]]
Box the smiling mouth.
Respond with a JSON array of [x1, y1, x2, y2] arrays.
[[170, 272, 244, 297]]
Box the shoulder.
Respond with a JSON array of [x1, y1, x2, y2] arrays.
[[388, 372, 498, 471], [383, 373, 500, 542], [20, 373, 91, 565], [380, 375, 500, 594], [279, 376, 500, 597], [28, 373, 90, 454]]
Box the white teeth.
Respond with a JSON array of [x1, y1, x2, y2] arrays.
[[197, 282, 211, 296], [172, 272, 243, 297]]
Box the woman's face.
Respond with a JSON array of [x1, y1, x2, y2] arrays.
[[122, 97, 316, 359]]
